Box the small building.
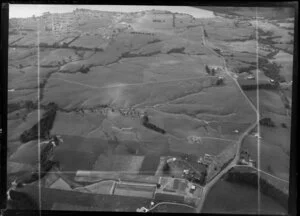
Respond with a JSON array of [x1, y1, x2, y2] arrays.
[[246, 75, 255, 80], [249, 159, 256, 167], [240, 158, 248, 165], [197, 157, 203, 164], [253, 132, 262, 139], [183, 169, 190, 175], [137, 207, 149, 212], [203, 154, 215, 165]]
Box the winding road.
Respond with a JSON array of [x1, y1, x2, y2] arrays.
[[148, 201, 195, 212]]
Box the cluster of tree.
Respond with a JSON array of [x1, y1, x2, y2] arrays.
[[52, 42, 68, 48], [78, 65, 90, 74], [153, 19, 166, 23], [266, 49, 280, 59], [184, 169, 207, 186], [122, 50, 161, 58], [130, 31, 155, 36], [205, 65, 216, 76], [166, 47, 185, 54], [162, 162, 170, 173], [216, 77, 224, 86], [20, 103, 58, 143], [147, 39, 162, 44], [224, 170, 288, 210], [214, 49, 223, 56], [234, 65, 256, 74], [258, 57, 285, 83], [259, 117, 276, 127], [239, 149, 250, 161], [281, 123, 288, 128], [142, 115, 166, 134]]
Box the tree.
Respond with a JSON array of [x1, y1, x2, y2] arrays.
[[203, 29, 208, 37], [205, 65, 210, 74], [281, 123, 287, 128], [162, 162, 170, 173], [216, 77, 224, 86]]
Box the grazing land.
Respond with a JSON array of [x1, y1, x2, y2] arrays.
[[7, 5, 294, 214]]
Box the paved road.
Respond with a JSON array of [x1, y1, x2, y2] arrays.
[[193, 27, 262, 213], [196, 121, 257, 212]]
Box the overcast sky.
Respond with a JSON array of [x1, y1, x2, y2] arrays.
[[9, 4, 215, 19]]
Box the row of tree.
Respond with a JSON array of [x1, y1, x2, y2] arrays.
[[241, 83, 278, 90], [142, 115, 166, 134]]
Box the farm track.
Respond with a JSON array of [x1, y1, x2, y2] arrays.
[[234, 165, 289, 183], [195, 25, 259, 213]]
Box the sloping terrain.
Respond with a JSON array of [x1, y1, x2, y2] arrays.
[[7, 6, 294, 213]]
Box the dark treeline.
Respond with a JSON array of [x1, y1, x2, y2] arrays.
[[259, 57, 285, 83], [8, 100, 37, 113], [20, 102, 58, 143], [259, 117, 276, 127], [147, 39, 162, 44], [9, 43, 103, 52], [142, 115, 166, 134], [203, 29, 208, 37], [7, 190, 38, 209], [241, 83, 278, 90], [224, 170, 288, 210], [234, 65, 256, 74], [166, 47, 185, 54], [122, 50, 161, 58]]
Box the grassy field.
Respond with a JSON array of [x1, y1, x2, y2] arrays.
[[271, 50, 294, 82], [202, 177, 287, 214], [9, 140, 49, 165], [8, 109, 45, 142], [16, 184, 152, 211], [240, 134, 289, 181], [139, 154, 161, 175], [74, 180, 115, 195], [8, 8, 294, 213], [50, 111, 106, 137], [93, 155, 144, 174], [8, 66, 59, 90], [113, 182, 155, 198], [152, 203, 195, 213]]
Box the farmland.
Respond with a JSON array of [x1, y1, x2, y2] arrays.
[[7, 5, 294, 214]]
